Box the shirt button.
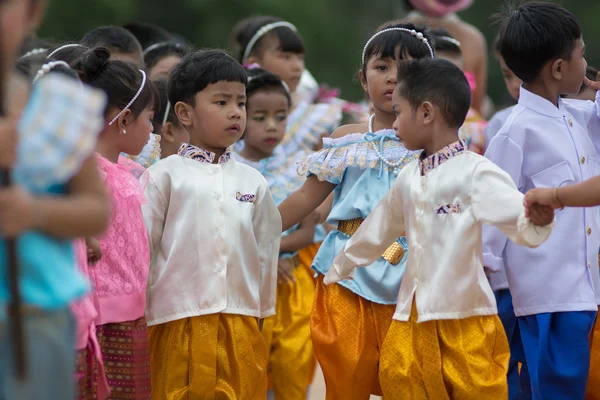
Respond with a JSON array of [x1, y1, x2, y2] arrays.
[[215, 193, 222, 200], [588, 263, 591, 270], [587, 227, 592, 236], [216, 231, 223, 238], [581, 156, 586, 165], [569, 119, 574, 127]]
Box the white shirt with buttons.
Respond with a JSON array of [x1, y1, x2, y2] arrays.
[[325, 142, 552, 322], [142, 148, 282, 326]]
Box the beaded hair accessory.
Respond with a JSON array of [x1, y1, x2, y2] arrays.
[[20, 48, 47, 59], [32, 61, 71, 83], [108, 69, 148, 126], [361, 28, 435, 64], [438, 36, 461, 47], [242, 21, 298, 64], [47, 44, 86, 59], [143, 41, 183, 56]]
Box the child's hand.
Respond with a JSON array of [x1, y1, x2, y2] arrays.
[[0, 186, 40, 237], [0, 118, 18, 169], [528, 203, 554, 227], [583, 71, 600, 92], [524, 188, 561, 213], [85, 237, 103, 266], [278, 258, 296, 284]]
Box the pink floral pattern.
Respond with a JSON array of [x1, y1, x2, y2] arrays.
[[89, 154, 149, 317]]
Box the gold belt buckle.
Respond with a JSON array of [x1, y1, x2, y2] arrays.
[[337, 219, 405, 265]]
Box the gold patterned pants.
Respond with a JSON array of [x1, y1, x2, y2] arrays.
[[380, 303, 509, 400], [262, 245, 318, 400], [311, 275, 395, 400], [148, 314, 267, 400]]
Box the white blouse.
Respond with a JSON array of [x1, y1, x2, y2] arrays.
[[325, 141, 552, 322], [142, 144, 282, 326]]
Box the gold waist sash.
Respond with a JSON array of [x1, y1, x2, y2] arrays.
[[337, 218, 405, 265]]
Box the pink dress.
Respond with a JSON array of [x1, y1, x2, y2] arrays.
[[90, 154, 152, 399]]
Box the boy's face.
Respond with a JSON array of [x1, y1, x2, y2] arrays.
[[184, 81, 247, 153], [496, 53, 522, 101], [392, 86, 427, 151], [559, 37, 587, 96], [0, 0, 46, 83]]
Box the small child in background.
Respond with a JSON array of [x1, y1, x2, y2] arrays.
[[430, 27, 486, 155], [143, 50, 281, 399], [149, 78, 189, 159], [233, 67, 319, 400], [325, 58, 553, 399], [73, 47, 159, 400], [484, 3, 600, 398], [484, 34, 522, 148], [143, 41, 188, 79], [81, 26, 144, 68]]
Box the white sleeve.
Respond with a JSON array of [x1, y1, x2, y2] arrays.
[[325, 169, 407, 284], [472, 160, 552, 248], [142, 171, 167, 265], [253, 181, 282, 318]]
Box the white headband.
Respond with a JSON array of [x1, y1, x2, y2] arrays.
[[108, 69, 148, 126], [362, 28, 435, 64], [21, 48, 47, 59], [247, 73, 291, 96], [439, 36, 461, 48], [242, 21, 298, 64], [47, 44, 86, 59], [162, 101, 171, 127], [33, 61, 71, 83], [143, 41, 183, 56]]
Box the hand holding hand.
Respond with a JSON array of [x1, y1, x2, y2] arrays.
[[528, 203, 555, 227], [524, 188, 562, 216]]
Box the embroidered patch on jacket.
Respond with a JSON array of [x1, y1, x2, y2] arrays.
[[436, 203, 462, 214], [236, 192, 256, 203]]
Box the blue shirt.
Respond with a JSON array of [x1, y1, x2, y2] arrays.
[[300, 129, 417, 304], [483, 87, 600, 316]]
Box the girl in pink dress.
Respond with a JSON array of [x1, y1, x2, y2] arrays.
[[73, 47, 158, 399]]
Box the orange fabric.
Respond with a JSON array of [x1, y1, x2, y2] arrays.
[[586, 309, 600, 400], [297, 243, 321, 284], [311, 275, 395, 400], [263, 244, 319, 399], [149, 314, 267, 400], [380, 302, 509, 399]]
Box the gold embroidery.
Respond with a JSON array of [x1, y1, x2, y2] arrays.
[[337, 218, 406, 265]]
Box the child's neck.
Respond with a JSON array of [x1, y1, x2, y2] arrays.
[[371, 108, 395, 132], [523, 80, 560, 108], [190, 140, 228, 164], [96, 136, 122, 163], [239, 145, 272, 163], [423, 129, 460, 157]]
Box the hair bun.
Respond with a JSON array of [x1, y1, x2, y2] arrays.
[[75, 47, 110, 82]]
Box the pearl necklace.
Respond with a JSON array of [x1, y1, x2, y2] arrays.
[[367, 114, 403, 176]]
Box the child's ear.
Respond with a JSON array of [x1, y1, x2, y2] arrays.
[[161, 122, 176, 144], [174, 102, 193, 128], [421, 101, 435, 125], [359, 69, 368, 93], [551, 58, 563, 81], [246, 55, 260, 66]]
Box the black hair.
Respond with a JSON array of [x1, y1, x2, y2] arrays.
[[81, 26, 143, 56], [16, 52, 78, 83], [47, 44, 89, 65], [168, 49, 247, 106], [233, 16, 304, 62], [397, 58, 471, 128], [144, 41, 189, 71], [19, 35, 53, 57], [496, 1, 582, 83], [73, 47, 159, 120], [430, 28, 461, 56], [362, 22, 434, 76], [122, 22, 175, 49], [151, 77, 180, 133], [246, 67, 291, 107]]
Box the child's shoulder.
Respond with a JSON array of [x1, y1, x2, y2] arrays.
[[330, 122, 369, 139]]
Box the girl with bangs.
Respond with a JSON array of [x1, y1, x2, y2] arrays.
[[278, 22, 435, 399]]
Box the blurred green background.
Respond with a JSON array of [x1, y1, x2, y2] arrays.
[[40, 0, 600, 108]]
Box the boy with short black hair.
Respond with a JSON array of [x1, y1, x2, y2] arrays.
[[484, 2, 600, 398], [81, 25, 144, 67], [325, 58, 553, 399], [142, 50, 282, 399]]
